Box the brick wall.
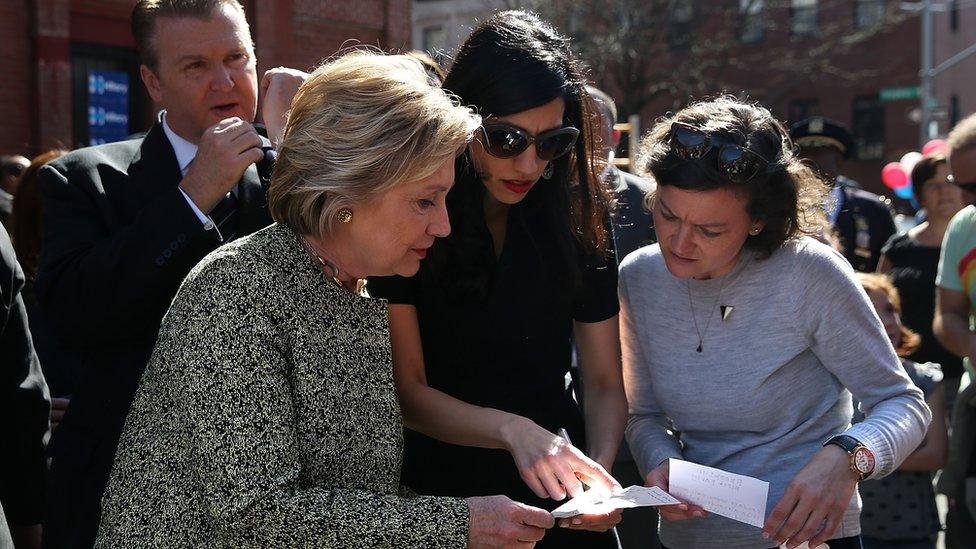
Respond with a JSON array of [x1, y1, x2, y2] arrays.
[[632, 0, 922, 197], [0, 2, 36, 155], [2, 0, 411, 156]]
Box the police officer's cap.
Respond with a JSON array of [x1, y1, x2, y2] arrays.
[[789, 117, 855, 159]]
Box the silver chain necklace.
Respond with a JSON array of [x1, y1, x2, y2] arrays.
[[685, 255, 752, 352], [686, 277, 727, 353]]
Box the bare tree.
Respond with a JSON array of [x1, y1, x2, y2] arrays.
[[491, 0, 915, 121]]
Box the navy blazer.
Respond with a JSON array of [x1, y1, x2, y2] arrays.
[[35, 122, 272, 548], [611, 168, 657, 262], [834, 181, 896, 273], [0, 224, 49, 527]]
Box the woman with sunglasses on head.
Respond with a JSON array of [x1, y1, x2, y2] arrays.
[[367, 10, 625, 548], [620, 96, 930, 549]]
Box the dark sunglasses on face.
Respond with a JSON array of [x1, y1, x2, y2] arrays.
[[669, 122, 771, 183], [948, 174, 976, 194], [479, 122, 580, 161]]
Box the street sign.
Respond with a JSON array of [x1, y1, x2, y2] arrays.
[[880, 86, 920, 102]]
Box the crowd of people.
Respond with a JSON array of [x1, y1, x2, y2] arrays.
[[1, 1, 976, 548]]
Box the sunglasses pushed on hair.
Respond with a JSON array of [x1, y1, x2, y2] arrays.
[[669, 122, 770, 183], [479, 122, 580, 161]]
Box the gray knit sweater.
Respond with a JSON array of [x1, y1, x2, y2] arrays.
[[620, 237, 931, 549]]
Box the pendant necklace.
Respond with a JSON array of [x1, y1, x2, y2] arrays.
[[686, 276, 729, 353], [686, 255, 752, 352]]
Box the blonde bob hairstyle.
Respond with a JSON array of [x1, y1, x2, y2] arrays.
[[268, 50, 481, 238]]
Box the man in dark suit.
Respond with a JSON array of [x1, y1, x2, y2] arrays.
[[587, 85, 658, 549], [35, 2, 281, 546], [586, 86, 656, 258], [790, 117, 896, 272], [0, 156, 29, 229], [1, 223, 50, 549]]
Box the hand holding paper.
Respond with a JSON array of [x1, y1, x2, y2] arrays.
[[551, 485, 680, 518], [667, 458, 770, 528]]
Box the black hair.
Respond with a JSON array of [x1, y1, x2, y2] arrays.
[[427, 10, 611, 300]]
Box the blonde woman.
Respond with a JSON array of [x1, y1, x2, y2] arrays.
[[95, 52, 555, 548]]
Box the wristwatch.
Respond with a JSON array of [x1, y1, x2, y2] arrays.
[[823, 435, 875, 480]]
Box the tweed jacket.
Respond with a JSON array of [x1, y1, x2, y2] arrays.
[[96, 222, 468, 548]]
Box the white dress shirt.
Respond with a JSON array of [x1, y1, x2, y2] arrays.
[[162, 111, 229, 230]]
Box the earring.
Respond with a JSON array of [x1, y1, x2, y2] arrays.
[[542, 162, 554, 180], [337, 208, 353, 224], [750, 226, 761, 235]]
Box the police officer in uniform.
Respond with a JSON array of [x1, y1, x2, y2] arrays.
[[791, 117, 896, 272]]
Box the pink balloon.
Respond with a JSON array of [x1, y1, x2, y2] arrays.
[[881, 162, 909, 189], [922, 139, 947, 156]]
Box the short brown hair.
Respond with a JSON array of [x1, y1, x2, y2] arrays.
[[910, 153, 947, 204], [857, 273, 920, 357], [637, 96, 828, 259], [131, 0, 247, 71]]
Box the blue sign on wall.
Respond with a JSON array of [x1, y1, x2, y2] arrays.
[[88, 71, 130, 145]]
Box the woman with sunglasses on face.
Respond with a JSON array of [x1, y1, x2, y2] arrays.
[[367, 10, 625, 548], [620, 97, 930, 549]]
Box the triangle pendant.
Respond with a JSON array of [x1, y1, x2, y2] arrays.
[[720, 305, 734, 321]]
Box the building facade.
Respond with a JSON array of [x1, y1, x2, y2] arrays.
[[412, 0, 975, 197], [412, 0, 502, 62], [933, 0, 976, 136], [0, 0, 411, 156]]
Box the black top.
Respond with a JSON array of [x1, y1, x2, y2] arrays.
[[0, 224, 49, 526], [368, 194, 618, 547], [882, 232, 963, 379]]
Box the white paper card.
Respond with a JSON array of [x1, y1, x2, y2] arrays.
[[779, 543, 828, 549], [551, 485, 680, 518], [668, 458, 769, 528]]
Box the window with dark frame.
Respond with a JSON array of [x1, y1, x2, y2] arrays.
[[740, 0, 764, 43], [791, 0, 818, 36], [950, 0, 959, 32], [852, 95, 885, 161], [854, 0, 885, 29], [667, 0, 695, 51]]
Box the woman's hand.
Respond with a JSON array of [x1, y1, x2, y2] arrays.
[[500, 417, 621, 501], [466, 495, 554, 548], [762, 445, 858, 549], [644, 459, 708, 521], [557, 509, 623, 532]]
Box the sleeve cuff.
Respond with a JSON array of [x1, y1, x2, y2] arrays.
[[178, 187, 215, 230], [843, 423, 894, 480]]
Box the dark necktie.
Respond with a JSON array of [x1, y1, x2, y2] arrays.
[[209, 190, 238, 242]]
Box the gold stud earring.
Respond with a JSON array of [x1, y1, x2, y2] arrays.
[[337, 209, 353, 224]]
